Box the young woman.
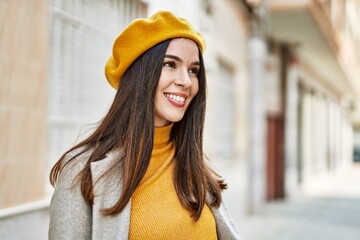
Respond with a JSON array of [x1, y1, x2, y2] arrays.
[[49, 10, 240, 240]]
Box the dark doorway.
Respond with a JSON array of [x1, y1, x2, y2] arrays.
[[266, 112, 285, 200]]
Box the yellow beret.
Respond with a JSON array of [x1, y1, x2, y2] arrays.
[[105, 10, 206, 89]]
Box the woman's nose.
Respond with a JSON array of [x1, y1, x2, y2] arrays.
[[174, 69, 192, 88]]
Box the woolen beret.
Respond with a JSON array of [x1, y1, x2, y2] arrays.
[[105, 10, 206, 89]]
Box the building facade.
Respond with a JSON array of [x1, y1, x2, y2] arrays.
[[267, 0, 359, 197]]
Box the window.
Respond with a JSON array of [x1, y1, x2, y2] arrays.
[[48, 0, 147, 171]]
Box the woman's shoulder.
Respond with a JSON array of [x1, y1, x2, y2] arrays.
[[89, 148, 124, 177], [64, 146, 92, 161], [58, 146, 123, 180], [58, 146, 92, 178], [64, 146, 122, 163]]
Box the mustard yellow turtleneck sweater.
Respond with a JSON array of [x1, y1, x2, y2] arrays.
[[129, 124, 217, 239]]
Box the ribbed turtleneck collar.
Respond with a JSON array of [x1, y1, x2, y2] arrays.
[[138, 123, 175, 186], [153, 123, 173, 149]]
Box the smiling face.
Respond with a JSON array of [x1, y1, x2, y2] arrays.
[[154, 38, 200, 127]]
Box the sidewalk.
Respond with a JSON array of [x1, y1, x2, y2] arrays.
[[231, 165, 360, 240]]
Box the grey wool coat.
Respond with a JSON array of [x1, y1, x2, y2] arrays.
[[49, 149, 242, 240]]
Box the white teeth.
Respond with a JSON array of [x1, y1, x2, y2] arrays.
[[165, 93, 186, 103]]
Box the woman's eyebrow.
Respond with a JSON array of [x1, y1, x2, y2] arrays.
[[164, 54, 200, 66], [164, 54, 182, 62]]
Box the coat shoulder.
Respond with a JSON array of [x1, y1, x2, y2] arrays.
[[49, 147, 93, 239], [211, 201, 243, 240]]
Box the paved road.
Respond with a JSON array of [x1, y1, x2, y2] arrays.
[[232, 165, 360, 240], [237, 196, 360, 240]]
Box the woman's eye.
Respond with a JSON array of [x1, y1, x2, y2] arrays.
[[189, 67, 199, 76], [163, 61, 176, 68]]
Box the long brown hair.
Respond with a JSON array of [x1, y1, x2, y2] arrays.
[[50, 38, 227, 220]]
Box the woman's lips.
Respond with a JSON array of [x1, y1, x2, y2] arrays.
[[164, 93, 187, 107]]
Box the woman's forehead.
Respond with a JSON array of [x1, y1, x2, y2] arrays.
[[165, 38, 200, 61]]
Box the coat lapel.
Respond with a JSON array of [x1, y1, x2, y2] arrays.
[[90, 150, 131, 239]]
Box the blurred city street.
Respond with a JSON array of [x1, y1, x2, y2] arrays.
[[228, 164, 360, 240]]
